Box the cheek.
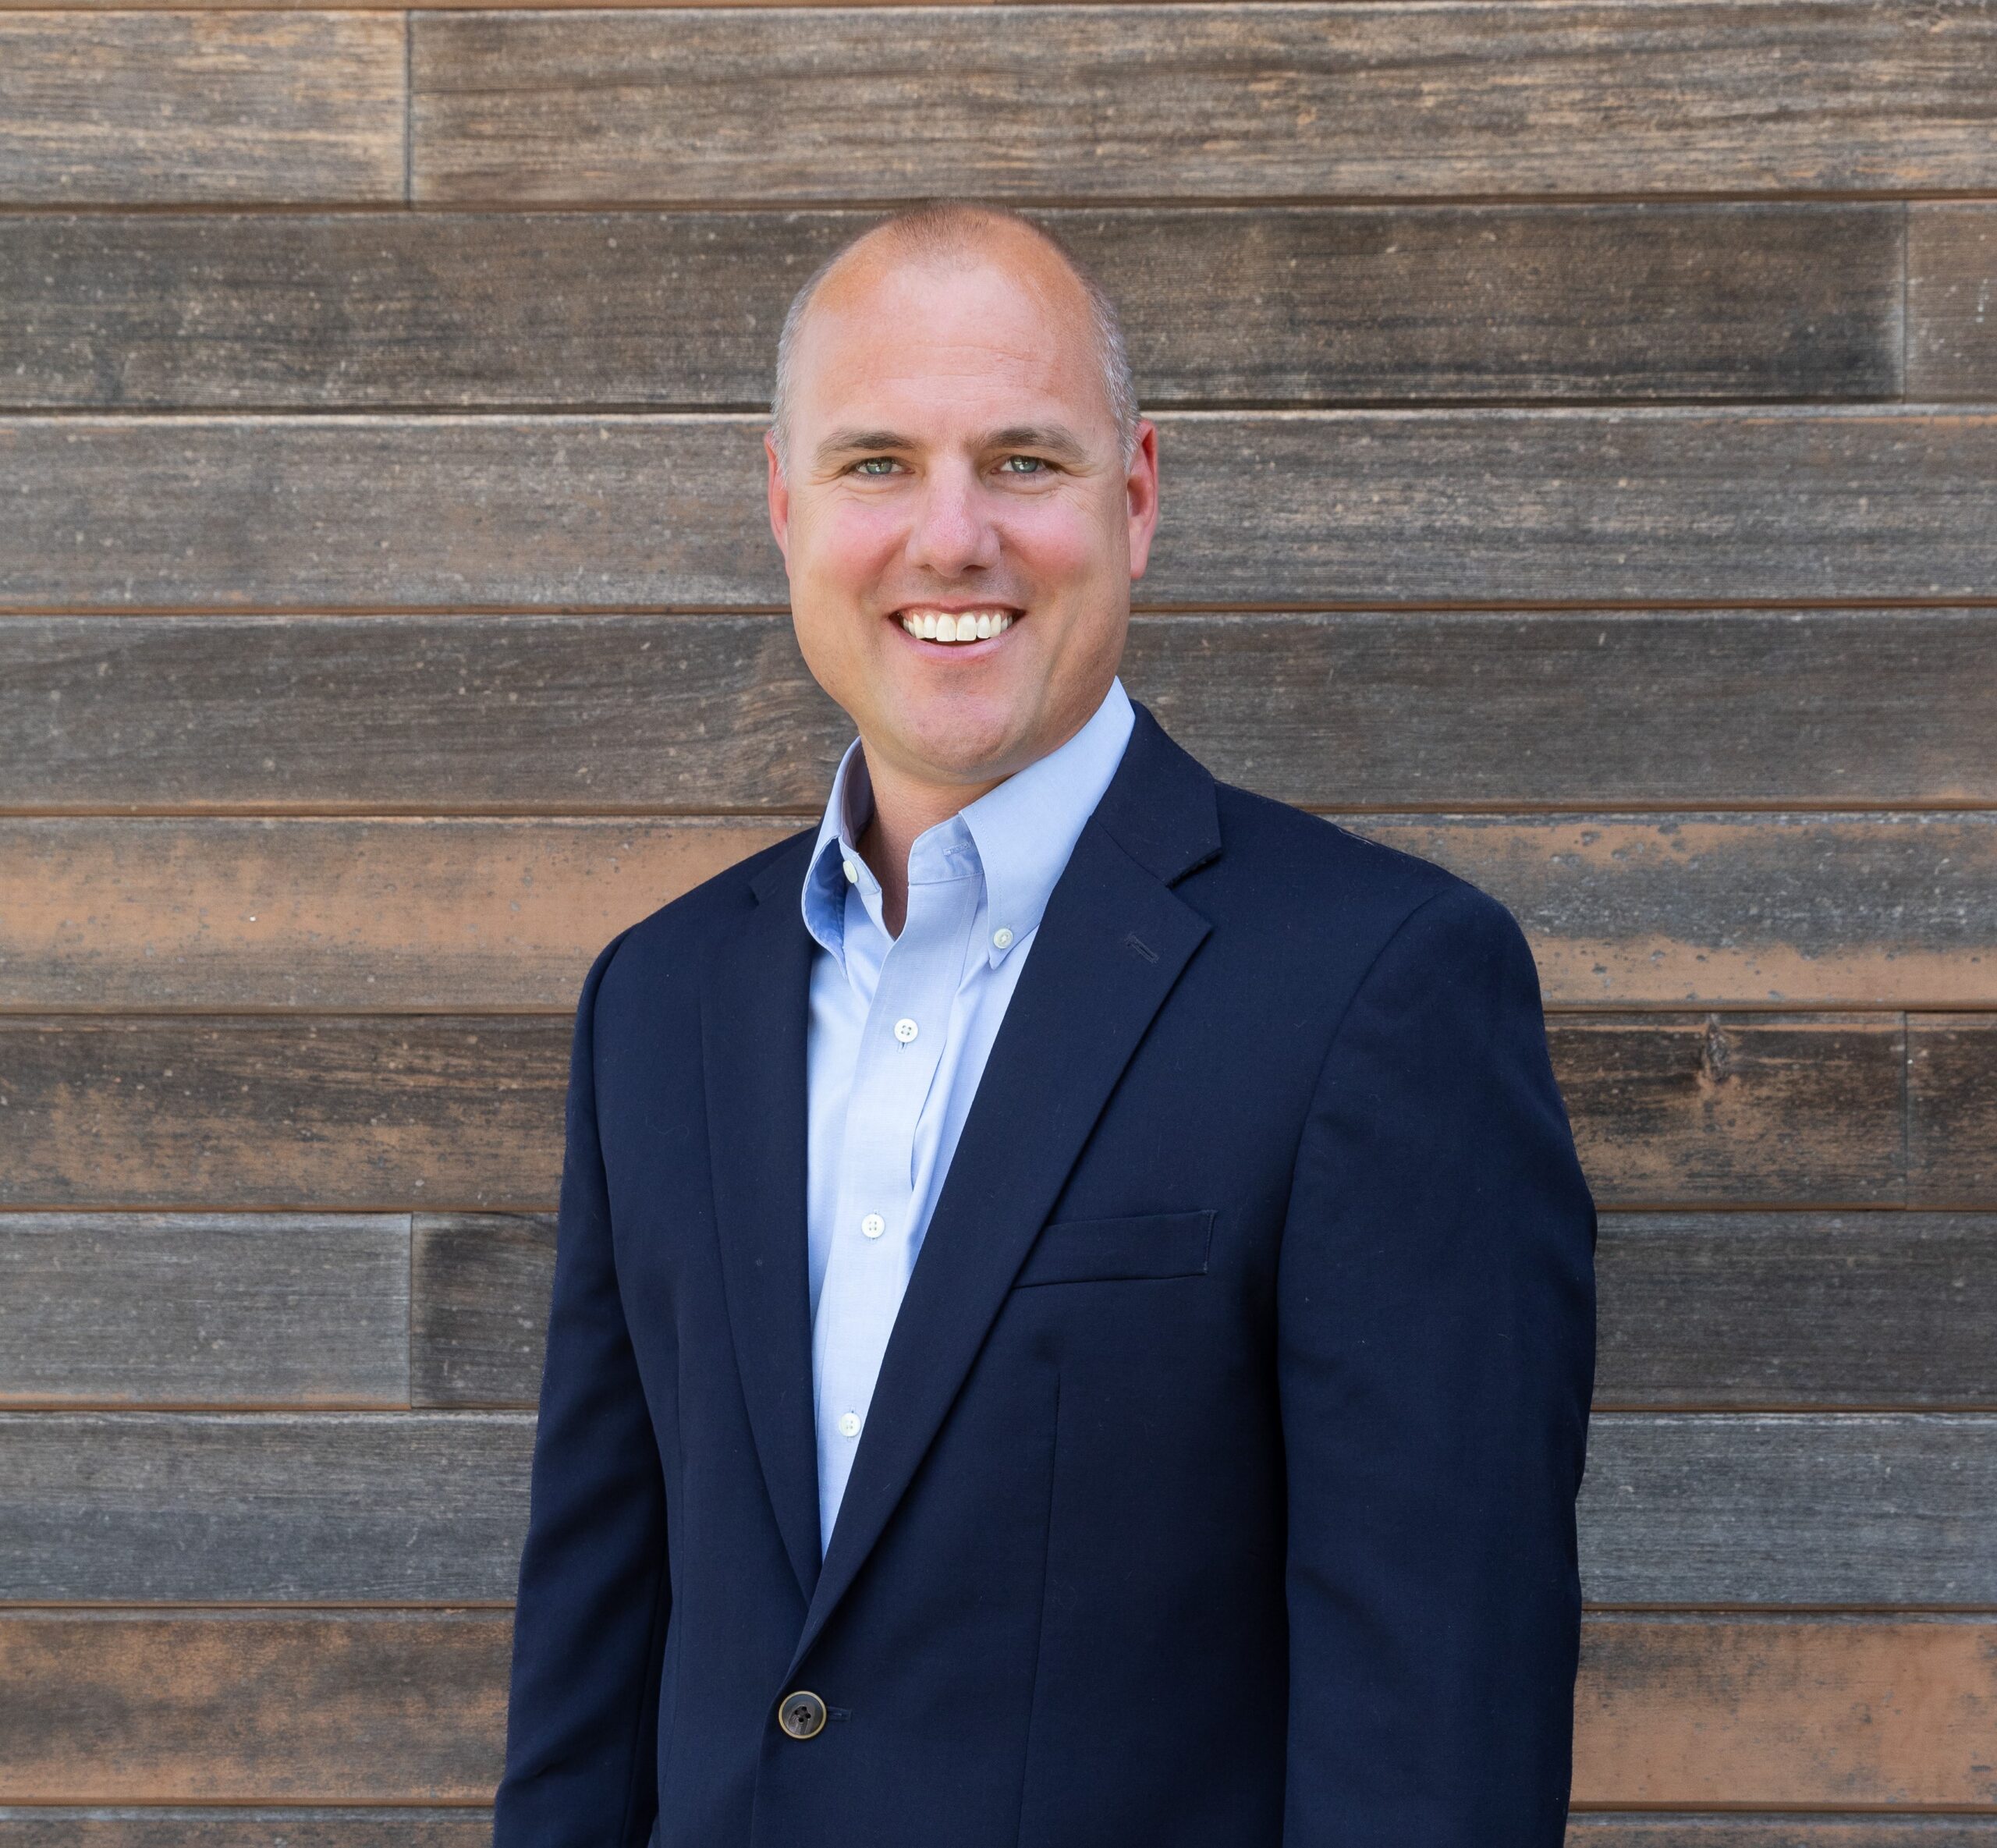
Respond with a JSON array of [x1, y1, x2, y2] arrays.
[[1000, 495, 1119, 586], [799, 497, 906, 593]]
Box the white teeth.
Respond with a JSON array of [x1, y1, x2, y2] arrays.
[[898, 609, 1015, 644]]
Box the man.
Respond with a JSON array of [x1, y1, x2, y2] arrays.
[[494, 200, 1597, 1848]]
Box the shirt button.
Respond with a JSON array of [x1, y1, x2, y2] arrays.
[[838, 1410, 860, 1437], [842, 858, 860, 884], [991, 926, 1014, 950], [861, 1212, 885, 1239], [893, 1017, 919, 1044]]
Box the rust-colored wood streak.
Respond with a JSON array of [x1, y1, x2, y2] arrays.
[[6, 814, 1993, 1013], [0, 204, 1904, 412], [7, 410, 1997, 610], [414, 1209, 1997, 1413], [0, 1213, 410, 1408], [0, 1817, 493, 1848], [1908, 204, 1997, 401], [1572, 1616, 1997, 1808], [0, 1013, 1938, 1210], [3, 1615, 1995, 1807], [0, 14, 404, 207], [0, 1411, 1990, 1604], [0, 1016, 566, 1210], [1910, 1016, 1997, 1206], [6, 612, 1996, 814], [410, 4, 1997, 204], [1597, 1214, 1997, 1410], [0, 1612, 508, 1802]]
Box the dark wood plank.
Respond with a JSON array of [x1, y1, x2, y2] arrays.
[[7, 611, 1995, 813], [0, 1016, 567, 1210], [0, 1013, 1912, 1210], [1908, 204, 1997, 400], [0, 1612, 507, 1801], [1598, 1213, 1997, 1410], [411, 1212, 555, 1409], [12, 814, 1992, 1012], [0, 1213, 409, 1407], [0, 1818, 489, 1848], [410, 4, 1997, 204], [0, 204, 1903, 411], [0, 1413, 532, 1601], [1910, 1016, 1997, 1207], [0, 14, 404, 206], [7, 409, 1997, 610]]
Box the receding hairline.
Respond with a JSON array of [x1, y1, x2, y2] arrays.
[[769, 201, 1138, 472]]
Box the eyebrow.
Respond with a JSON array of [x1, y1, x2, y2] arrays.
[[812, 422, 1094, 468]]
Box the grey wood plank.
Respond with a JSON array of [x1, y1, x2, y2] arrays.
[[1570, 1823, 1997, 1845], [0, 13, 404, 207], [0, 1213, 409, 1407], [0, 1818, 489, 1848], [1908, 204, 1997, 400], [0, 204, 1903, 411], [11, 814, 1992, 1013], [1598, 1214, 1997, 1409], [6, 408, 1997, 610], [411, 1212, 554, 1409], [1911, 1016, 1997, 1206], [410, 3, 1997, 204], [6, 610, 1995, 812]]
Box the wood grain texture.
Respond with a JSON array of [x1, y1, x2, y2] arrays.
[[0, 1012, 1926, 1210], [1572, 1616, 1997, 1807], [1570, 1827, 1997, 1847], [0, 13, 405, 206], [0, 1016, 567, 1210], [0, 1213, 409, 1407], [1908, 204, 1997, 401], [0, 1612, 508, 1802], [7, 408, 1997, 610], [4, 1614, 1995, 1804], [0, 204, 1903, 411], [413, 1209, 1997, 1412], [9, 814, 1992, 1012], [0, 1413, 532, 1601], [1597, 1214, 1997, 1410], [8, 612, 1996, 814], [1, 1410, 1990, 1604], [410, 3, 1997, 204], [1910, 1016, 1997, 1206]]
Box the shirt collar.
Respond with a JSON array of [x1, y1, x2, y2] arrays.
[[800, 675, 1137, 974]]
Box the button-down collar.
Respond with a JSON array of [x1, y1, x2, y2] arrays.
[[800, 676, 1136, 974]]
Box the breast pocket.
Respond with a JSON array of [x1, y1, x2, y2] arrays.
[[1012, 1208, 1215, 1287]]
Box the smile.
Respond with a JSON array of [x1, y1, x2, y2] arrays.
[[897, 606, 1016, 644]]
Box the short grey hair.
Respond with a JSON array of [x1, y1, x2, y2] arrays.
[[768, 200, 1139, 476]]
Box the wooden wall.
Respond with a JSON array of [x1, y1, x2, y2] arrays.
[[2, 0, 1995, 1838]]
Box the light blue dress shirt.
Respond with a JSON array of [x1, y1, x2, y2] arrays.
[[798, 674, 1137, 1554]]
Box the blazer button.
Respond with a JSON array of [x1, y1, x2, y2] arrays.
[[777, 1689, 828, 1740]]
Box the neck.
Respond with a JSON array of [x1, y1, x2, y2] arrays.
[[853, 750, 1004, 938]]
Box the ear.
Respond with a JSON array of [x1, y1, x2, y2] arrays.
[[1125, 419, 1160, 581], [766, 428, 792, 566]]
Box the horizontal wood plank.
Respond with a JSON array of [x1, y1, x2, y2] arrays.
[[411, 1213, 553, 1410], [0, 14, 404, 207], [0, 1013, 1919, 1210], [1570, 1826, 1997, 1846], [410, 4, 1997, 204], [1, 1410, 1992, 1603], [9, 814, 1992, 1012], [0, 204, 1903, 411], [5, 1612, 1996, 1804], [7, 612, 1995, 813], [1908, 204, 1997, 401], [1910, 1016, 1997, 1206], [6, 409, 1997, 610], [0, 1213, 409, 1407]]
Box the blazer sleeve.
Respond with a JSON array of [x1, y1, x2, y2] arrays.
[[1277, 882, 1598, 1846], [493, 927, 671, 1848]]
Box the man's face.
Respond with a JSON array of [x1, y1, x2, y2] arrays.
[[766, 236, 1159, 794]]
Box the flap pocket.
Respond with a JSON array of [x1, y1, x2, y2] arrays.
[[1013, 1208, 1215, 1287]]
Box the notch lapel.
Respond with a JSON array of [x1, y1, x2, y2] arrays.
[[782, 701, 1222, 1676], [702, 830, 824, 1605]]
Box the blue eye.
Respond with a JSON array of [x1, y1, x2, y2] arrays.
[[1002, 456, 1047, 474], [853, 458, 898, 476]]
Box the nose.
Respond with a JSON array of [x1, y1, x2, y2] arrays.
[[904, 459, 1000, 579]]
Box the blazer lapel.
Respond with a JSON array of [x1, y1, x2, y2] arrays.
[[702, 829, 825, 1605], [783, 701, 1223, 1676]]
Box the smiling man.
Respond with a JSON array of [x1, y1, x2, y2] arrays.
[[493, 201, 1598, 1848]]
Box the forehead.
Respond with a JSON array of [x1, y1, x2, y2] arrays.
[[788, 244, 1112, 434]]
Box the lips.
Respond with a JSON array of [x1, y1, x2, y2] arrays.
[[896, 606, 1017, 644]]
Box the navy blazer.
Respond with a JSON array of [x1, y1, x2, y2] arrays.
[[494, 699, 1598, 1848]]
